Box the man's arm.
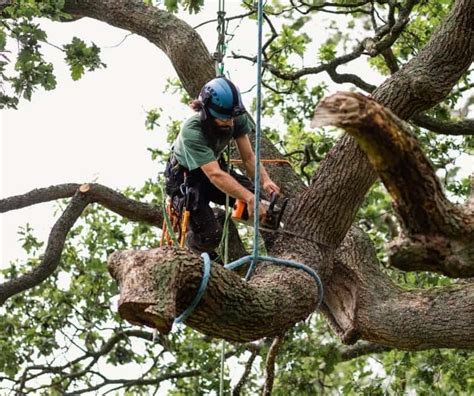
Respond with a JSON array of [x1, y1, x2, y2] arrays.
[[235, 134, 280, 195], [201, 160, 266, 219]]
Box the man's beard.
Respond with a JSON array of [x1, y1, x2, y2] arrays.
[[202, 117, 234, 143]]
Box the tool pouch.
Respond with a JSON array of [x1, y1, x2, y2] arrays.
[[164, 155, 185, 197]]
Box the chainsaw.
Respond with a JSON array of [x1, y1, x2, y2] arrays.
[[231, 192, 288, 231]]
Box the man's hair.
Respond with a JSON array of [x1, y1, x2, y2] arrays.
[[190, 99, 203, 113]]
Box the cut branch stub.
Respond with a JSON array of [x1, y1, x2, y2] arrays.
[[107, 247, 319, 342], [311, 91, 461, 235], [312, 91, 474, 277]]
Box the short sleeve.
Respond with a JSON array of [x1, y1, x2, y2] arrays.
[[173, 116, 218, 171]]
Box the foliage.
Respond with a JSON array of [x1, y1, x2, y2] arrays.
[[63, 37, 105, 81], [0, 0, 104, 108]]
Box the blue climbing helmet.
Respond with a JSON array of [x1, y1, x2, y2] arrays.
[[198, 77, 246, 120]]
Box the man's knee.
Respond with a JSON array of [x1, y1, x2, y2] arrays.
[[186, 228, 222, 253]]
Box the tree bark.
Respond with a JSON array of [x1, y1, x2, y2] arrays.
[[108, 247, 320, 342], [323, 227, 474, 350]]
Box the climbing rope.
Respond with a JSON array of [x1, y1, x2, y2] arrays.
[[249, 0, 265, 280], [214, 0, 227, 76]]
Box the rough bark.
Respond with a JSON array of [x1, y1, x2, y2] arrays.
[[95, 0, 474, 348], [109, 235, 474, 349], [107, 247, 321, 342], [373, 0, 474, 120], [323, 227, 474, 350], [2, 0, 473, 351]]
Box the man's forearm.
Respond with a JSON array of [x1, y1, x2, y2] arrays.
[[210, 171, 254, 202], [242, 157, 271, 184]]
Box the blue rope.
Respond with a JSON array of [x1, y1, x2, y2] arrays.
[[225, 255, 324, 309], [247, 0, 265, 281], [174, 253, 212, 324]]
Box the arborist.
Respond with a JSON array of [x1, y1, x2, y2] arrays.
[[164, 77, 280, 255]]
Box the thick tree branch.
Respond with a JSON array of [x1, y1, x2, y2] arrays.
[[322, 227, 474, 349], [312, 92, 456, 235], [373, 0, 474, 119], [0, 192, 89, 305], [0, 183, 80, 212], [107, 247, 322, 342], [0, 183, 164, 226]]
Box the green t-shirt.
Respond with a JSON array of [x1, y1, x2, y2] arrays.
[[173, 113, 254, 171]]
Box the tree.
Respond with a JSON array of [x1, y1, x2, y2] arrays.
[[1, 0, 473, 394]]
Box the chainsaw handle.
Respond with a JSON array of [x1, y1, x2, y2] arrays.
[[268, 192, 278, 213]]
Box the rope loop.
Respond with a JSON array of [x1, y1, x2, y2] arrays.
[[174, 253, 212, 324]]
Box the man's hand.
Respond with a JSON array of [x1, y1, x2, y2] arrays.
[[262, 178, 280, 196], [247, 195, 266, 221]]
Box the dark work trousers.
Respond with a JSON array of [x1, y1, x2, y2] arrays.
[[164, 156, 254, 255]]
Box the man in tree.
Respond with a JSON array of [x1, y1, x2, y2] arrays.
[[165, 77, 280, 255]]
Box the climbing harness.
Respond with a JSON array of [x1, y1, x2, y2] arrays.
[[160, 175, 191, 249]]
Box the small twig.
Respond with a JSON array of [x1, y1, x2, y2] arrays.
[[262, 334, 285, 396], [193, 10, 255, 30], [102, 32, 134, 49], [232, 349, 258, 396]]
